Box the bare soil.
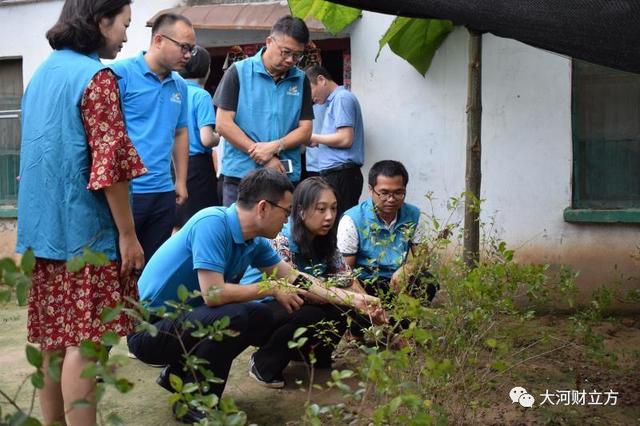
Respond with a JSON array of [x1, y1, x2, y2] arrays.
[[1, 305, 639, 425]]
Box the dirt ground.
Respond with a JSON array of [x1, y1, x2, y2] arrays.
[[2, 304, 640, 425]]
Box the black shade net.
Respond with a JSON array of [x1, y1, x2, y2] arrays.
[[329, 0, 640, 74]]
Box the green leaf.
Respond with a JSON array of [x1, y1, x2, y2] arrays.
[[182, 382, 199, 394], [30, 371, 45, 389], [20, 249, 36, 275], [15, 278, 29, 306], [48, 356, 62, 383], [484, 338, 498, 349], [293, 326, 307, 339], [83, 247, 109, 267], [8, 412, 41, 426], [72, 399, 93, 409], [174, 402, 188, 419], [100, 304, 123, 324], [169, 373, 183, 392], [389, 395, 402, 413], [0, 257, 18, 274], [177, 284, 189, 303], [0, 290, 11, 303], [106, 413, 124, 426], [66, 255, 86, 273], [80, 362, 99, 379], [101, 331, 120, 347], [26, 345, 43, 368], [288, 0, 361, 35], [114, 378, 133, 393], [377, 17, 454, 75], [79, 341, 97, 358]]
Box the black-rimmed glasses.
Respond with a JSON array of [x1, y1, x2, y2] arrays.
[[371, 188, 407, 201], [160, 34, 197, 56], [266, 199, 292, 216], [270, 37, 305, 63]]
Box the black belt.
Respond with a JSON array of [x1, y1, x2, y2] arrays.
[[319, 162, 361, 176]]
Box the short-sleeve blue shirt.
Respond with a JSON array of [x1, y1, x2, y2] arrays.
[[186, 80, 215, 156], [137, 204, 281, 308], [317, 86, 365, 169], [110, 52, 188, 193], [305, 102, 328, 173]]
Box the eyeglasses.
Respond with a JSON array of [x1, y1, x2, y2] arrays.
[[270, 37, 305, 63], [160, 34, 197, 56], [266, 199, 291, 216], [371, 188, 407, 201]]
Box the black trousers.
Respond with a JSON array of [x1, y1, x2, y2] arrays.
[[127, 302, 274, 398], [132, 191, 176, 263], [252, 300, 347, 380], [321, 166, 363, 218], [176, 154, 219, 227]]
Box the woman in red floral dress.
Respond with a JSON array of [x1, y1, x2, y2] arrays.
[[16, 1, 145, 424]]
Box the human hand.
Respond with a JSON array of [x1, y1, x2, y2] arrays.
[[308, 134, 319, 148], [249, 141, 278, 165], [118, 232, 145, 277], [175, 181, 188, 206], [274, 285, 305, 313], [263, 156, 286, 173]]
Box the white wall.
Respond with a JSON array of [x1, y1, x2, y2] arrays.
[[350, 12, 640, 296], [0, 0, 179, 86]]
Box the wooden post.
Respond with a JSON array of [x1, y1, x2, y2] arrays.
[[464, 29, 482, 268]]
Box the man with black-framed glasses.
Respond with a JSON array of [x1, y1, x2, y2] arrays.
[[214, 15, 315, 207], [338, 160, 436, 303], [110, 13, 195, 263]]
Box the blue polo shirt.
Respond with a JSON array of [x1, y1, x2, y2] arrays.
[[317, 86, 364, 169], [110, 52, 188, 193], [137, 204, 281, 308], [305, 102, 328, 173], [186, 80, 215, 156]]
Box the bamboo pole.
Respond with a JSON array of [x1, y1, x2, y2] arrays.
[[463, 29, 482, 268]]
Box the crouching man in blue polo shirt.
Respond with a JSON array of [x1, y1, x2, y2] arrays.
[[128, 168, 381, 423]]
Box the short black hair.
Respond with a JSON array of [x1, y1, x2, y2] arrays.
[[304, 64, 333, 84], [237, 168, 294, 209], [271, 15, 310, 44], [180, 45, 211, 80], [46, 0, 131, 53], [368, 160, 409, 187], [151, 13, 193, 35]]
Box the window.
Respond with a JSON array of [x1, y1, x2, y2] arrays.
[[565, 60, 640, 223], [0, 58, 22, 212]]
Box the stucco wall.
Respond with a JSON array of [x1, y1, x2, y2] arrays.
[[350, 12, 640, 300]]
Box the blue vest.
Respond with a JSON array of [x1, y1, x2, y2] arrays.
[[345, 199, 420, 281], [17, 49, 118, 260], [221, 49, 305, 182]]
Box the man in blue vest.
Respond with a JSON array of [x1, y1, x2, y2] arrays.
[[306, 65, 365, 217], [111, 13, 194, 262], [338, 160, 435, 300], [214, 15, 314, 206]]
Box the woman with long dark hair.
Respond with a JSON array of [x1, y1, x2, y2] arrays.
[[244, 177, 377, 388], [16, 0, 145, 423]]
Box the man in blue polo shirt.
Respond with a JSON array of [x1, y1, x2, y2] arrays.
[[306, 65, 365, 217], [214, 15, 314, 206], [127, 169, 301, 422], [111, 13, 194, 261]]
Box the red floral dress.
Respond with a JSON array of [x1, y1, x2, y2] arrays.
[[27, 69, 147, 351]]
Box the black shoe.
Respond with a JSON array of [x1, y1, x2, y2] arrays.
[[157, 365, 180, 392], [172, 401, 207, 424], [248, 354, 284, 389]]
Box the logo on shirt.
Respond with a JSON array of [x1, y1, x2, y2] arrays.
[[170, 92, 182, 104], [286, 85, 299, 96]]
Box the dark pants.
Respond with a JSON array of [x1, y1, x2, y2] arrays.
[[176, 154, 219, 227], [252, 300, 347, 380], [127, 302, 273, 398], [133, 191, 176, 263], [321, 165, 363, 218], [222, 176, 241, 207]]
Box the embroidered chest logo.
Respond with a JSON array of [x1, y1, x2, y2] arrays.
[[286, 85, 299, 96], [170, 92, 182, 104]]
